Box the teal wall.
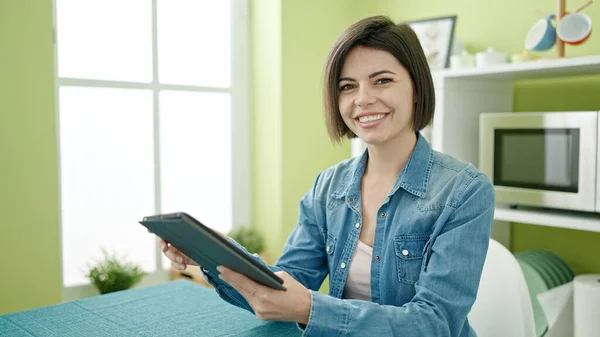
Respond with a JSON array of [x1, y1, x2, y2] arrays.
[[0, 0, 63, 314]]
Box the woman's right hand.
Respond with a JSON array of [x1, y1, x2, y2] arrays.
[[152, 229, 229, 271], [160, 239, 198, 271]]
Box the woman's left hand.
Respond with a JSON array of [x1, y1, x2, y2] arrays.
[[217, 266, 311, 324]]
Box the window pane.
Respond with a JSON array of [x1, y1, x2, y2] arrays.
[[59, 87, 155, 286], [56, 0, 152, 82], [159, 91, 231, 268], [157, 0, 231, 87]]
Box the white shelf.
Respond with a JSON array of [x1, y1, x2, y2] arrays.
[[494, 204, 600, 233], [430, 55, 600, 238], [433, 55, 600, 81]]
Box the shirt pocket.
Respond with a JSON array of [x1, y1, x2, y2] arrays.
[[325, 233, 336, 255], [394, 234, 429, 285]]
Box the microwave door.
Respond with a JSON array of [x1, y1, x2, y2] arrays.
[[482, 111, 598, 213]]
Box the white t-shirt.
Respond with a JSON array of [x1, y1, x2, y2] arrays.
[[342, 239, 372, 301]]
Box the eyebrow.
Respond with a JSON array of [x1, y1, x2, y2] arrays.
[[338, 70, 396, 83]]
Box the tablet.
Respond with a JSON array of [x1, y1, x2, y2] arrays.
[[140, 212, 286, 291]]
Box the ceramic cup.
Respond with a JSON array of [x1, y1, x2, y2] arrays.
[[525, 14, 557, 51], [557, 12, 592, 45]]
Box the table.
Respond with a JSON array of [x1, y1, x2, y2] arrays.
[[0, 280, 302, 336]]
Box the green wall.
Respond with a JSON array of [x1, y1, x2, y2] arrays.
[[280, 1, 361, 252], [250, 0, 354, 259], [250, 0, 284, 263], [0, 0, 63, 314], [251, 0, 363, 293], [357, 0, 600, 274]]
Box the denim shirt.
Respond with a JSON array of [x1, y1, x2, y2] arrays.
[[202, 133, 495, 337]]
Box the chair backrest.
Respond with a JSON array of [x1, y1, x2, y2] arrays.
[[468, 239, 536, 337]]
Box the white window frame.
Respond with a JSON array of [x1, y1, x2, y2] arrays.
[[52, 0, 251, 301]]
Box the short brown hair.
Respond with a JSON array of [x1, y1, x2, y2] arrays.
[[323, 15, 435, 143]]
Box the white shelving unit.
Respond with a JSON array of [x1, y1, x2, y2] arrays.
[[431, 55, 600, 168], [494, 205, 600, 233], [431, 55, 600, 244], [351, 56, 600, 244]]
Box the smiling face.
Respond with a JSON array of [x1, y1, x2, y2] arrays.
[[337, 46, 415, 146]]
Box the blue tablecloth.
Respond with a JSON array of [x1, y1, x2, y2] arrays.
[[0, 280, 302, 336]]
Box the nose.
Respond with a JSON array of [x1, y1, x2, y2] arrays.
[[354, 85, 377, 108]]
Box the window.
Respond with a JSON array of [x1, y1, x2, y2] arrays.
[[54, 0, 250, 287]]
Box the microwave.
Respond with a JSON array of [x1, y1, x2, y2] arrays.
[[479, 111, 600, 213]]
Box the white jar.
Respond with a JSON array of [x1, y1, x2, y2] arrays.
[[475, 47, 507, 68], [450, 51, 476, 69]]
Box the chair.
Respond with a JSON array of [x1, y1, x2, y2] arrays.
[[468, 239, 536, 337]]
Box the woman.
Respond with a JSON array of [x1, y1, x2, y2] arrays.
[[160, 15, 494, 336]]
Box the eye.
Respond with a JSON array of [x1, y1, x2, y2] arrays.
[[376, 78, 392, 85], [339, 83, 355, 91]]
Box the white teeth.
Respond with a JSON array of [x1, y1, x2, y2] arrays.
[[358, 114, 385, 123]]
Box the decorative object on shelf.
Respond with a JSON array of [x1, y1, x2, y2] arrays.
[[475, 47, 508, 68], [510, 51, 541, 63], [525, 14, 558, 51], [85, 248, 146, 294], [525, 0, 594, 57], [450, 38, 465, 57], [556, 12, 593, 45], [406, 15, 457, 69], [450, 50, 476, 69]]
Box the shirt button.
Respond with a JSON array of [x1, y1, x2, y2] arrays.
[[326, 246, 331, 253], [380, 212, 386, 217], [375, 255, 380, 261], [340, 262, 346, 269], [355, 223, 360, 228], [402, 249, 409, 256], [348, 197, 354, 203]]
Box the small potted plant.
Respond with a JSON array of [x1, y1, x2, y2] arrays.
[[227, 226, 267, 260], [86, 248, 146, 294]]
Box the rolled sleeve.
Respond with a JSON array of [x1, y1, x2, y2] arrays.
[[302, 291, 350, 336], [199, 237, 268, 313]]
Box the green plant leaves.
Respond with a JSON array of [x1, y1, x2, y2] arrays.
[[85, 248, 146, 294], [227, 226, 265, 255]]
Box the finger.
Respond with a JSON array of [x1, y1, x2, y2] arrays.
[[218, 266, 260, 298], [219, 271, 249, 298], [171, 260, 187, 271], [159, 239, 170, 252], [163, 245, 185, 264]]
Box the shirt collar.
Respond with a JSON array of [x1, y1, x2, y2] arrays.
[[332, 132, 433, 200]]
